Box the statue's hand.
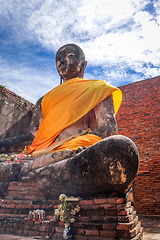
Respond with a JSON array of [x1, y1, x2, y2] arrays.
[[90, 125, 117, 139]]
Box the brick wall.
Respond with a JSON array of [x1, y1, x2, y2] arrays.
[[116, 76, 160, 214], [0, 86, 34, 140], [0, 183, 143, 239]]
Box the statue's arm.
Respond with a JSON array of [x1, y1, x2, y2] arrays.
[[89, 95, 118, 138], [0, 97, 43, 153]]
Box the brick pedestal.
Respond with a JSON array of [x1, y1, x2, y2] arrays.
[[69, 198, 143, 240], [0, 182, 143, 239]]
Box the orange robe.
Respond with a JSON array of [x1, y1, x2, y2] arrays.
[[27, 77, 122, 155]]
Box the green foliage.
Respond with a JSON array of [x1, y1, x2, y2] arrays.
[[0, 85, 6, 92]]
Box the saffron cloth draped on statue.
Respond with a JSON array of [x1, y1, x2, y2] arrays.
[[27, 78, 122, 155]]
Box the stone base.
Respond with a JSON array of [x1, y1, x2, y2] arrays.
[[0, 181, 143, 239]]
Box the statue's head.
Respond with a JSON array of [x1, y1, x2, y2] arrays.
[[56, 44, 87, 82]]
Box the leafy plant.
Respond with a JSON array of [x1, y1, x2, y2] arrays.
[[54, 194, 80, 223]]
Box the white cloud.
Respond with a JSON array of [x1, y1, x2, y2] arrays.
[[0, 57, 59, 103], [0, 0, 160, 102]]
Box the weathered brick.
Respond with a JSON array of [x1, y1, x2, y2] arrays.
[[85, 229, 99, 236], [74, 235, 88, 240], [103, 223, 116, 230], [117, 221, 141, 238], [108, 197, 125, 204], [8, 185, 18, 191], [5, 204, 17, 209], [104, 216, 117, 223], [100, 230, 116, 237], [78, 216, 90, 222], [55, 226, 64, 233], [94, 199, 108, 205], [24, 195, 36, 200], [80, 204, 100, 210], [101, 203, 116, 210], [117, 77, 160, 214], [79, 200, 93, 205], [117, 201, 131, 210], [90, 216, 105, 222], [76, 228, 84, 235], [117, 207, 133, 216], [16, 204, 30, 209]]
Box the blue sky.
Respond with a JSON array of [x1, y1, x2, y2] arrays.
[[0, 0, 160, 103]]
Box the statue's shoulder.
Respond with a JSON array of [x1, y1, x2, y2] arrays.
[[35, 96, 44, 109]]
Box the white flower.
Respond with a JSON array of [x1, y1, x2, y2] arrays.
[[75, 205, 80, 213], [60, 216, 66, 222], [70, 218, 75, 223], [59, 194, 66, 202], [54, 209, 60, 216], [71, 210, 76, 215], [60, 210, 65, 216]]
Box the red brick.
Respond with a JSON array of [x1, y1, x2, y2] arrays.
[[23, 219, 34, 225], [71, 235, 88, 240], [41, 204, 53, 209], [14, 229, 23, 235], [55, 226, 64, 233], [104, 216, 117, 223], [101, 203, 116, 210], [58, 221, 64, 226], [94, 199, 108, 204], [108, 197, 125, 204], [8, 185, 18, 191], [78, 216, 90, 222], [118, 210, 136, 223], [116, 77, 160, 214], [100, 230, 116, 237], [103, 223, 116, 230], [7, 191, 18, 195], [105, 210, 117, 216], [76, 228, 84, 235], [73, 222, 84, 228], [117, 221, 141, 238], [16, 204, 30, 209], [85, 229, 99, 236], [90, 216, 105, 222], [116, 219, 136, 231], [39, 225, 47, 232], [53, 232, 63, 239], [117, 202, 131, 210], [79, 200, 93, 205], [30, 205, 40, 209], [80, 204, 100, 210], [5, 204, 17, 209], [24, 195, 36, 200]]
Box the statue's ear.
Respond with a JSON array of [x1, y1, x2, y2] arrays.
[[80, 61, 87, 78], [81, 61, 87, 70]]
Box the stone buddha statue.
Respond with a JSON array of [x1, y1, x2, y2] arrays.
[[0, 44, 139, 199]]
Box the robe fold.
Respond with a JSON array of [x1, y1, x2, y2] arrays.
[[27, 77, 122, 155]]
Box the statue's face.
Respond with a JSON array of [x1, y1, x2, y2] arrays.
[[56, 45, 84, 80]]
